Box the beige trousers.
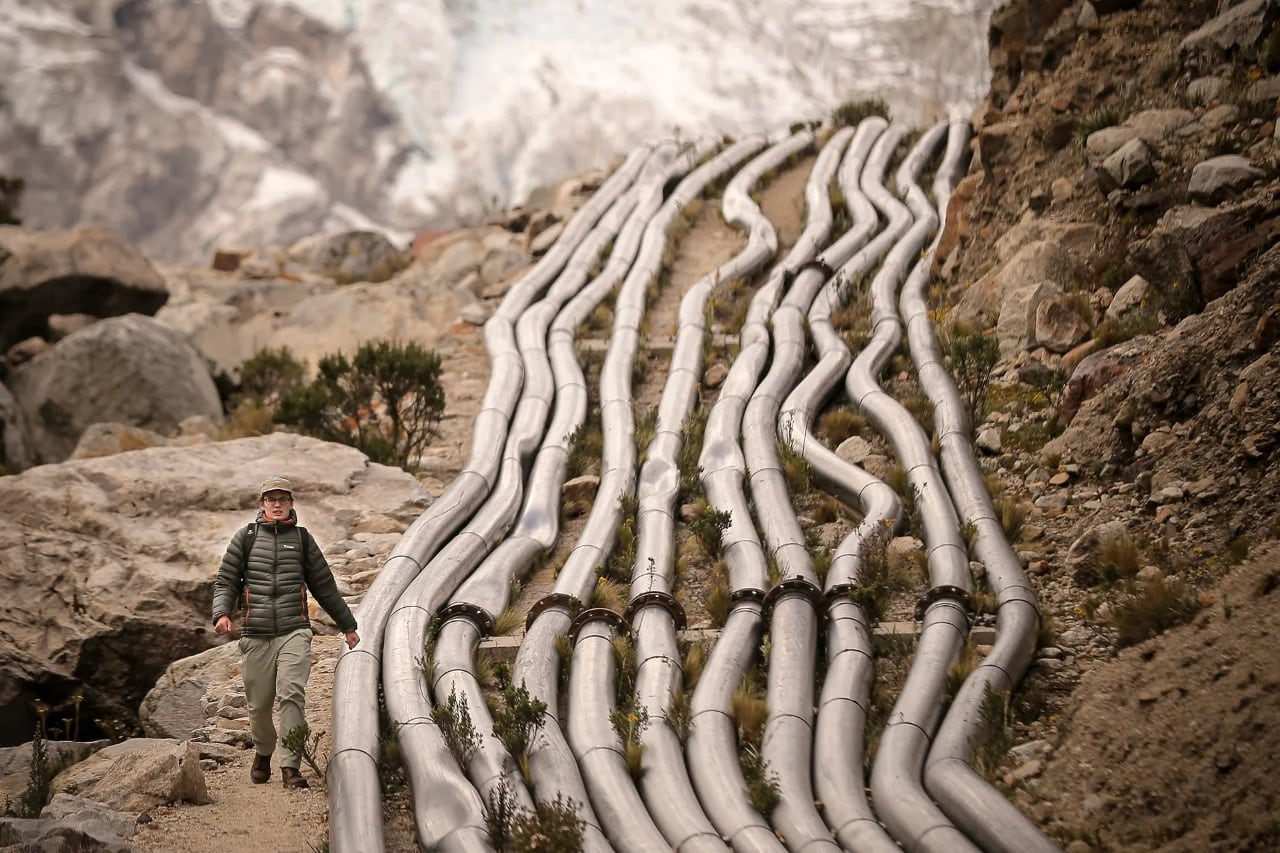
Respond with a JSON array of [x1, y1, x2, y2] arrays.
[[239, 628, 312, 769]]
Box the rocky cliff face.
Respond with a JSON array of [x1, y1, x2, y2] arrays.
[[1, 0, 1001, 264], [2, 0, 417, 263]]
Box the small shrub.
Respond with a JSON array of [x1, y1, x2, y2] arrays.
[[566, 417, 603, 478], [237, 346, 306, 408], [994, 497, 1027, 542], [1110, 578, 1201, 646], [973, 687, 1014, 779], [668, 688, 692, 743], [690, 507, 732, 557], [589, 575, 627, 611], [1094, 313, 1159, 347], [706, 559, 731, 626], [941, 320, 1000, 425], [431, 686, 481, 767], [493, 607, 523, 637], [275, 340, 445, 469], [281, 722, 327, 782], [817, 407, 867, 444], [491, 677, 549, 780], [778, 433, 813, 494], [484, 781, 520, 850], [731, 677, 769, 745], [1098, 534, 1141, 584], [740, 741, 780, 817], [3, 720, 50, 818], [510, 793, 586, 850], [610, 705, 649, 778], [1074, 107, 1122, 147]]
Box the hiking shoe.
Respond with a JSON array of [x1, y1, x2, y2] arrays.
[[250, 753, 271, 784], [281, 767, 310, 789]]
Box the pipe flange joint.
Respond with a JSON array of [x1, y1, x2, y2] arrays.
[[525, 592, 582, 631], [764, 577, 824, 616], [730, 587, 766, 606], [913, 584, 973, 623], [824, 583, 857, 606], [437, 602, 496, 638], [567, 607, 627, 645], [624, 591, 687, 631]]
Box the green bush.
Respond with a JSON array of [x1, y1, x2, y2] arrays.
[[275, 340, 445, 468], [941, 320, 1000, 426], [485, 782, 586, 851], [237, 346, 306, 408]]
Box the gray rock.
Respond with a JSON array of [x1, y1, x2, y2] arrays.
[[1106, 275, 1156, 322], [0, 382, 35, 472], [976, 427, 1003, 454], [52, 739, 210, 812], [41, 793, 139, 840], [0, 433, 426, 743], [1188, 155, 1265, 204], [529, 221, 565, 256], [285, 230, 405, 284], [1066, 520, 1132, 585], [960, 240, 1073, 325], [997, 280, 1057, 358], [1179, 0, 1280, 69], [7, 315, 223, 465], [835, 435, 873, 465], [1034, 298, 1091, 353], [0, 226, 168, 354], [1100, 138, 1158, 190], [1186, 76, 1225, 105]]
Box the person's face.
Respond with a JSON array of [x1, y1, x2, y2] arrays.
[[260, 490, 293, 521]]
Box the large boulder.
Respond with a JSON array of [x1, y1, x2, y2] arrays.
[[1179, 0, 1280, 70], [51, 739, 210, 813], [284, 230, 407, 283], [6, 314, 224, 465], [0, 382, 34, 472], [0, 432, 428, 746], [1129, 200, 1280, 306], [1188, 155, 1265, 205], [0, 226, 168, 354]]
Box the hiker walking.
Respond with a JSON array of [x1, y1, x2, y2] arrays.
[[212, 475, 360, 789]]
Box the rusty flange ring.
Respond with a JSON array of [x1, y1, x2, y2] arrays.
[[764, 577, 824, 616], [730, 587, 766, 605], [623, 590, 687, 631], [913, 584, 973, 623], [438, 602, 496, 638], [525, 592, 582, 631], [567, 607, 628, 645]]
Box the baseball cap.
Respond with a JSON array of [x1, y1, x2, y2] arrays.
[[259, 475, 294, 497]]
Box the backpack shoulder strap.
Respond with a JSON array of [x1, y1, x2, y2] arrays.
[[241, 522, 257, 578]]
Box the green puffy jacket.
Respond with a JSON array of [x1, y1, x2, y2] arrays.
[[211, 511, 357, 637]]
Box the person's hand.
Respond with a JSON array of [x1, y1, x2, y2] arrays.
[[215, 615, 232, 635], [344, 630, 360, 649]]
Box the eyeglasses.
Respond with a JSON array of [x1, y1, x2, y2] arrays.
[[262, 496, 293, 504]]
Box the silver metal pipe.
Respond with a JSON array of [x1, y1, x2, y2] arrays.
[[565, 136, 766, 849], [690, 125, 857, 853], [629, 133, 805, 853], [746, 119, 902, 853], [856, 121, 979, 853], [755, 119, 906, 853], [569, 618, 672, 853], [328, 145, 650, 853], [428, 154, 672, 852], [903, 122, 1060, 853]]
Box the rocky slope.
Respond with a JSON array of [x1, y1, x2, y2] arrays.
[[2, 0, 1280, 851]]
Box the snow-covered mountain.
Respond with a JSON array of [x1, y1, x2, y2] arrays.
[[0, 0, 998, 263]]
